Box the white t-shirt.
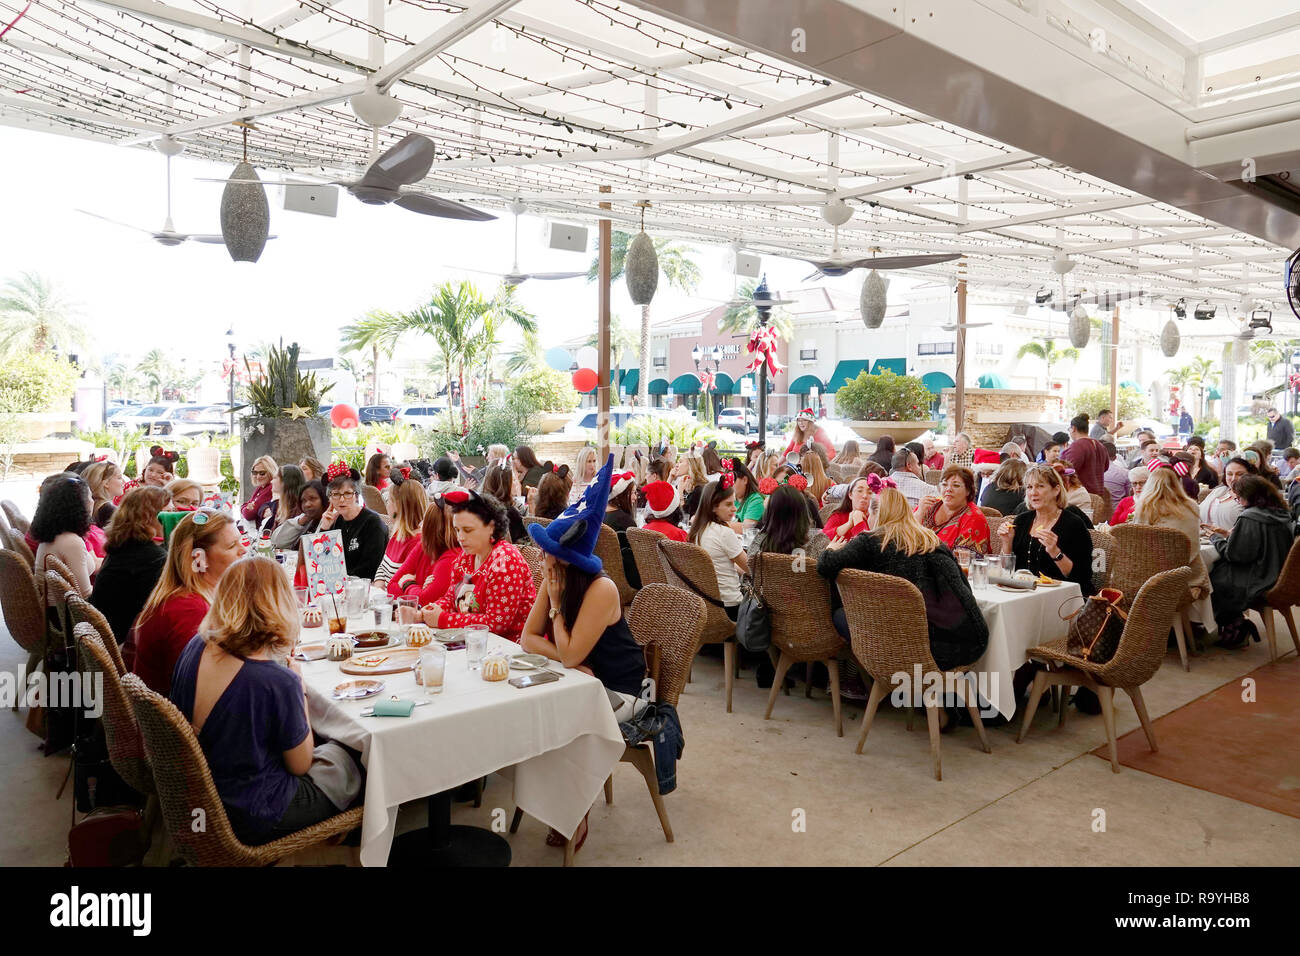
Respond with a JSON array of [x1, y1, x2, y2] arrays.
[[696, 521, 744, 606]]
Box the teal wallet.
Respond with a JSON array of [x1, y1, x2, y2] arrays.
[[372, 698, 416, 717]]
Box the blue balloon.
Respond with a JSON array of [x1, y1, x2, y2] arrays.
[[545, 347, 573, 372]]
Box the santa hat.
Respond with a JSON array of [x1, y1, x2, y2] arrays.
[[528, 454, 613, 576], [610, 470, 636, 498], [643, 480, 680, 518], [796, 408, 816, 423]]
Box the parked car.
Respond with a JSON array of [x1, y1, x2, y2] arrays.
[[108, 403, 173, 430], [717, 407, 760, 434], [560, 404, 695, 435], [359, 404, 399, 424], [143, 404, 220, 437], [393, 404, 449, 427]]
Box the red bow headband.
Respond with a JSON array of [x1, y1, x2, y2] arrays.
[[439, 489, 471, 505], [745, 440, 764, 452], [150, 445, 179, 463], [864, 474, 897, 493], [1147, 458, 1189, 477], [326, 461, 351, 482], [398, 465, 412, 480], [91, 454, 108, 463]]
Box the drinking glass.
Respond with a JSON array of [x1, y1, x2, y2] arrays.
[[997, 553, 1016, 579], [419, 644, 446, 696], [368, 596, 394, 629], [293, 587, 309, 608], [955, 549, 971, 579], [970, 555, 989, 590], [395, 597, 419, 628], [465, 626, 490, 670], [345, 579, 369, 618]]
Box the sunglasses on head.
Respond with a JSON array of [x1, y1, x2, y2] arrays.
[[188, 507, 222, 526]]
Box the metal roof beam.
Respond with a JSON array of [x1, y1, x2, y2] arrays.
[[1196, 11, 1300, 54], [831, 149, 1037, 201], [372, 0, 522, 92], [957, 197, 1151, 233], [1067, 227, 1236, 254]]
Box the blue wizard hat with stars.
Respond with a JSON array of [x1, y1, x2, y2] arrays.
[[526, 452, 613, 576]]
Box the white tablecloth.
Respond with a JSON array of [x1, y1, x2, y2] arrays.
[[971, 581, 1081, 719], [298, 632, 625, 867]]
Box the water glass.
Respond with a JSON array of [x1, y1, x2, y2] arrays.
[[293, 587, 309, 608], [955, 548, 972, 579], [465, 626, 490, 670], [345, 579, 369, 618], [970, 555, 989, 590], [419, 644, 446, 696], [395, 597, 419, 627], [368, 596, 394, 629], [997, 553, 1016, 579]]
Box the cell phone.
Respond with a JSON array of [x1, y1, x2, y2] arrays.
[[509, 671, 560, 688]]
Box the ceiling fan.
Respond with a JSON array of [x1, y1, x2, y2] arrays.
[[450, 200, 583, 285], [77, 154, 237, 246], [797, 206, 961, 280]]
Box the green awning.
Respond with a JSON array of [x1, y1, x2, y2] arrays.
[[1120, 379, 1142, 390], [647, 377, 669, 395], [1208, 386, 1222, 400], [621, 368, 639, 395], [978, 373, 1009, 389], [710, 372, 734, 394], [788, 374, 824, 394], [921, 371, 955, 394], [732, 373, 753, 395], [670, 373, 700, 395], [871, 358, 906, 376], [826, 360, 872, 392], [580, 368, 616, 395]]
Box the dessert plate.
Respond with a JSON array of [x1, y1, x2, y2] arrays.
[[332, 679, 385, 700], [509, 653, 551, 670]]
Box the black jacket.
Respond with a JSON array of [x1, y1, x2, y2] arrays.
[[1009, 507, 1095, 595], [89, 538, 167, 644], [1210, 507, 1293, 622], [334, 508, 390, 581]]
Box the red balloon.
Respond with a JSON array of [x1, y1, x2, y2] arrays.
[[572, 368, 598, 392], [330, 403, 360, 429]]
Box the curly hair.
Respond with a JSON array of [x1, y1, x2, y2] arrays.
[[31, 473, 92, 542], [450, 492, 509, 542]]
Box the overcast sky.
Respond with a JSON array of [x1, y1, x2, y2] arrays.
[[0, 123, 912, 374]]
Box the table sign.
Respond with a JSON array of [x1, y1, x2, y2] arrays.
[[305, 530, 347, 603]]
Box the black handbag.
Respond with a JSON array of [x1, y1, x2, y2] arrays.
[[734, 555, 771, 652]]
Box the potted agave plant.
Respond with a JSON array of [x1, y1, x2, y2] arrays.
[[834, 369, 937, 444], [235, 342, 333, 499]]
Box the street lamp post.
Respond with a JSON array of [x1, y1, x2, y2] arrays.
[[749, 276, 792, 449], [691, 343, 724, 422], [226, 327, 237, 436]]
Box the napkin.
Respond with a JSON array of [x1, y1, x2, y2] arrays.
[[371, 699, 416, 717]]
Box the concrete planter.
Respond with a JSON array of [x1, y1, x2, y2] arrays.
[[849, 420, 936, 444], [239, 416, 331, 500], [14, 412, 75, 441], [537, 413, 570, 434]]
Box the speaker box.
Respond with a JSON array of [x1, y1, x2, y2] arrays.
[[283, 181, 339, 217], [733, 251, 761, 278], [544, 221, 588, 252]]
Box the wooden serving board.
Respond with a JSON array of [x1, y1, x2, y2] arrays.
[[338, 648, 421, 675]]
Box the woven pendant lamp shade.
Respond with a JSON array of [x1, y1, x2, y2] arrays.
[[1068, 305, 1091, 348], [625, 232, 658, 305], [860, 270, 888, 328], [1160, 319, 1180, 357], [221, 161, 270, 263]]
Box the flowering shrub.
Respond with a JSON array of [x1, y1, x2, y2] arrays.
[[835, 369, 933, 422]]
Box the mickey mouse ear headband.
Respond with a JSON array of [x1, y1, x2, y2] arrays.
[[150, 445, 179, 464]]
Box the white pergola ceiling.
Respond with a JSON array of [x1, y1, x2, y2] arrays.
[[0, 0, 1293, 305]]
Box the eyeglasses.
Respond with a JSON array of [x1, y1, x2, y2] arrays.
[[252, 469, 270, 477], [328, 491, 356, 500]]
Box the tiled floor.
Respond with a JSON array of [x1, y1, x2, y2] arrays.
[[3, 622, 1297, 867]]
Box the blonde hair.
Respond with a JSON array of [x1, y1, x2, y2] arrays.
[[139, 511, 235, 621], [165, 477, 202, 508], [1025, 464, 1069, 510], [390, 478, 429, 540], [573, 446, 598, 483], [299, 456, 325, 482], [83, 461, 121, 513], [251, 455, 278, 481], [799, 451, 831, 502], [757, 450, 782, 479], [837, 440, 862, 464], [486, 444, 509, 463], [201, 556, 298, 659], [1134, 467, 1197, 527], [870, 487, 941, 557]]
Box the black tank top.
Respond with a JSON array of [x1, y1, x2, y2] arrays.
[[581, 615, 646, 698]]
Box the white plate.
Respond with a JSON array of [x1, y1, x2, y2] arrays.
[[509, 653, 551, 670], [332, 679, 386, 700]]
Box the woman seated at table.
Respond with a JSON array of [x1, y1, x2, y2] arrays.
[[980, 458, 1026, 516], [27, 471, 108, 564], [1184, 438, 1218, 488], [1131, 465, 1211, 593], [83, 460, 126, 528], [170, 557, 362, 846], [481, 460, 526, 544], [687, 478, 748, 620], [995, 464, 1095, 595], [522, 457, 648, 854], [1108, 467, 1149, 526], [834, 440, 864, 468], [91, 486, 170, 647], [730, 458, 765, 531], [1206, 475, 1294, 648], [388, 495, 461, 604], [531, 465, 572, 521], [823, 476, 876, 544], [133, 510, 246, 694], [1199, 456, 1253, 535], [141, 448, 178, 488], [799, 450, 832, 506], [817, 487, 987, 728], [1248, 441, 1284, 489], [1057, 464, 1094, 523], [642, 480, 689, 541], [165, 478, 203, 512], [773, 466, 825, 529], [677, 452, 709, 519], [298, 457, 325, 484], [514, 445, 547, 490], [270, 480, 326, 550], [747, 484, 828, 563], [401, 491, 536, 643], [317, 464, 390, 581], [257, 464, 306, 536], [569, 446, 599, 506], [916, 466, 991, 554], [602, 469, 641, 588], [31, 473, 101, 597], [241, 455, 277, 523], [373, 476, 428, 588], [364, 452, 392, 497]]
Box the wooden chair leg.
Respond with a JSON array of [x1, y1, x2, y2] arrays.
[[627, 746, 673, 843], [509, 807, 523, 834], [763, 652, 794, 720], [473, 777, 484, 808], [723, 640, 736, 713], [905, 701, 915, 732], [603, 775, 613, 805], [957, 673, 991, 754], [924, 700, 942, 781], [804, 662, 813, 698], [826, 658, 843, 738], [1284, 607, 1300, 657], [1181, 607, 1200, 656], [768, 647, 790, 697], [1261, 608, 1278, 664], [1127, 685, 1157, 753], [1057, 679, 1071, 729], [1017, 669, 1049, 743], [1172, 614, 1190, 672], [1097, 685, 1120, 773], [855, 679, 889, 754], [687, 663, 692, 683]]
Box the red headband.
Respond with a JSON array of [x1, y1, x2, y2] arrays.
[[326, 461, 351, 482], [440, 489, 470, 505]]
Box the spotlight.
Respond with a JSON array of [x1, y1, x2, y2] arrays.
[[1173, 298, 1186, 319], [1034, 288, 1052, 304], [1193, 301, 1217, 321], [1250, 308, 1273, 333]]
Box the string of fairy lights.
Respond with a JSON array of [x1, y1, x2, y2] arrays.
[[0, 0, 1278, 298]]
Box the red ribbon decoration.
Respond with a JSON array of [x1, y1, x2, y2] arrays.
[[1289, 373, 1300, 391], [699, 369, 716, 393], [745, 326, 785, 377]]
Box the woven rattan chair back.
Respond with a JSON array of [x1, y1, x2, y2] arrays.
[[0, 548, 44, 654], [41, 569, 75, 650], [1109, 523, 1191, 613], [75, 624, 153, 795], [753, 552, 843, 663], [43, 554, 79, 593], [979, 506, 1002, 520], [361, 484, 386, 517], [528, 516, 553, 531], [627, 584, 704, 707], [924, 469, 943, 485], [656, 538, 734, 645], [0, 505, 9, 534], [1088, 494, 1105, 523], [819, 501, 840, 524], [1265, 536, 1300, 608], [2, 500, 29, 534], [836, 568, 939, 682], [1088, 529, 1115, 593], [626, 527, 668, 587], [517, 545, 545, 591], [67, 591, 126, 675], [1097, 566, 1193, 687], [4, 527, 34, 569], [595, 523, 636, 605]]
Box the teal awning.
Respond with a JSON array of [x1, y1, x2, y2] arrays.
[[1120, 379, 1142, 390], [710, 372, 734, 394], [871, 358, 906, 376], [732, 373, 753, 395], [580, 368, 616, 395], [1208, 386, 1222, 400], [978, 373, 1009, 389], [826, 360, 872, 392], [670, 373, 700, 395], [921, 371, 955, 395], [621, 368, 639, 395], [788, 374, 824, 394], [647, 377, 669, 395]]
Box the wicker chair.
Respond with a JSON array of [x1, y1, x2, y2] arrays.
[[836, 569, 991, 780], [75, 624, 153, 796], [0, 549, 45, 710], [361, 483, 386, 516], [924, 469, 943, 485], [42, 553, 80, 594], [3, 527, 34, 570], [1109, 523, 1199, 670], [528, 516, 553, 531], [41, 569, 76, 652], [1088, 493, 1105, 524], [121, 673, 363, 866], [66, 592, 126, 676], [1088, 529, 1116, 596], [1248, 537, 1300, 664], [753, 553, 845, 736], [626, 527, 668, 587], [819, 501, 840, 524], [595, 523, 637, 606], [2, 500, 29, 534], [656, 538, 739, 712], [979, 506, 1002, 521], [1017, 567, 1193, 772], [517, 544, 545, 591]]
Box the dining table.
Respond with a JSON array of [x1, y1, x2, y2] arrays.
[[295, 616, 626, 867]]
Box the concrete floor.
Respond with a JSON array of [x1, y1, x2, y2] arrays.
[[3, 621, 1297, 867]]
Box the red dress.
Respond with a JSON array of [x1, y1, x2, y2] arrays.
[[1109, 496, 1136, 526], [434, 541, 537, 643], [644, 519, 688, 542], [823, 511, 870, 541], [917, 500, 991, 554], [132, 591, 209, 695]]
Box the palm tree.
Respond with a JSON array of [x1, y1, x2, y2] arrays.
[[340, 309, 405, 405], [1015, 339, 1080, 389], [718, 278, 794, 340], [583, 313, 638, 393], [588, 231, 701, 406], [1246, 339, 1292, 391], [138, 349, 174, 402], [0, 272, 90, 358], [1175, 356, 1220, 420], [104, 360, 140, 401], [504, 327, 545, 377]]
